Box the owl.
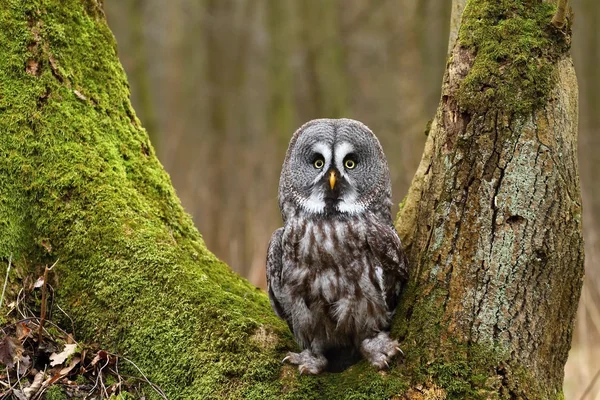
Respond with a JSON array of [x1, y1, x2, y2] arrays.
[[266, 118, 408, 374]]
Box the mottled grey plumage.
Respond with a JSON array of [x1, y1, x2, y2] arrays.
[[266, 118, 408, 374]]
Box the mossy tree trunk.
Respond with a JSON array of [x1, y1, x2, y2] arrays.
[[0, 1, 582, 399], [396, 0, 583, 398]]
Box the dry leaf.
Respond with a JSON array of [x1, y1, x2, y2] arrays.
[[18, 355, 31, 376], [59, 356, 80, 375], [23, 371, 44, 399], [49, 343, 77, 367], [90, 350, 108, 367], [44, 356, 80, 386], [12, 389, 27, 400], [0, 336, 24, 369], [33, 276, 45, 289], [16, 322, 31, 341]]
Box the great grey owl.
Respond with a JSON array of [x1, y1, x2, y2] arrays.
[[266, 118, 408, 374]]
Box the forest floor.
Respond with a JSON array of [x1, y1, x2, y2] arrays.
[[0, 262, 166, 400]]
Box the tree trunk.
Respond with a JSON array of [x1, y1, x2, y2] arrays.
[[0, 1, 582, 399], [396, 0, 583, 397]]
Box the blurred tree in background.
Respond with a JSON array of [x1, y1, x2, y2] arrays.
[[105, 0, 451, 285], [105, 1, 599, 397]]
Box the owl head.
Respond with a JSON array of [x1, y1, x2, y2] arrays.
[[279, 118, 392, 219]]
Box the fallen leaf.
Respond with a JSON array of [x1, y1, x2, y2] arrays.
[[0, 336, 23, 369], [18, 355, 30, 376], [33, 276, 44, 289], [12, 389, 27, 400], [59, 356, 80, 375], [44, 356, 80, 386], [90, 350, 108, 367], [23, 371, 44, 399], [49, 343, 77, 367], [16, 322, 31, 341]]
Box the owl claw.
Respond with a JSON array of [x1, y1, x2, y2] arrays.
[[395, 346, 404, 356], [281, 350, 327, 374], [361, 332, 402, 370]]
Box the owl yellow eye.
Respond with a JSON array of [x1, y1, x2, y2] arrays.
[[314, 159, 325, 169], [344, 159, 356, 169]]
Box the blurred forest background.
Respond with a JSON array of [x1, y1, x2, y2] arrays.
[[104, 1, 598, 398]]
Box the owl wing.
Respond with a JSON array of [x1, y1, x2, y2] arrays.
[[366, 221, 409, 312], [266, 227, 294, 333]]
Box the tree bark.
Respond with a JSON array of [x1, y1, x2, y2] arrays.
[[397, 0, 583, 397], [0, 1, 582, 399]]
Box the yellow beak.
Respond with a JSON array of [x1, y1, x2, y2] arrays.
[[329, 170, 336, 190]]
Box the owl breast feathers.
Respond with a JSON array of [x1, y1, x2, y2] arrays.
[[267, 118, 408, 374]]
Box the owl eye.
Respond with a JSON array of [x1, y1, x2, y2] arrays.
[[314, 159, 325, 169], [344, 159, 356, 169]]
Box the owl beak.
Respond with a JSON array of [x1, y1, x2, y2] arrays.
[[329, 170, 337, 190]]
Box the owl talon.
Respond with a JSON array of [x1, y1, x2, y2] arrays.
[[281, 350, 327, 374], [395, 347, 405, 356], [361, 332, 402, 370]]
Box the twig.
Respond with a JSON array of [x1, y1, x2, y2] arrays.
[[12, 288, 26, 319], [1, 364, 25, 400], [16, 360, 24, 394], [580, 367, 600, 400], [88, 358, 110, 398], [37, 259, 58, 346], [1, 317, 79, 347], [0, 255, 12, 310], [551, 0, 568, 28], [118, 355, 168, 400], [54, 303, 75, 336], [113, 357, 123, 394]]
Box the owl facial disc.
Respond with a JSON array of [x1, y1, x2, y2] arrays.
[[279, 118, 392, 217]]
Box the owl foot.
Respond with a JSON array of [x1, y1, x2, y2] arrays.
[[282, 350, 327, 375], [360, 332, 403, 370]]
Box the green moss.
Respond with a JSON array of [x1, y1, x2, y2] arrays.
[[0, 1, 411, 398], [110, 393, 138, 400], [456, 0, 569, 115], [395, 195, 408, 224], [0, 1, 570, 398], [393, 282, 553, 399], [0, 1, 288, 398], [45, 385, 67, 400]]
